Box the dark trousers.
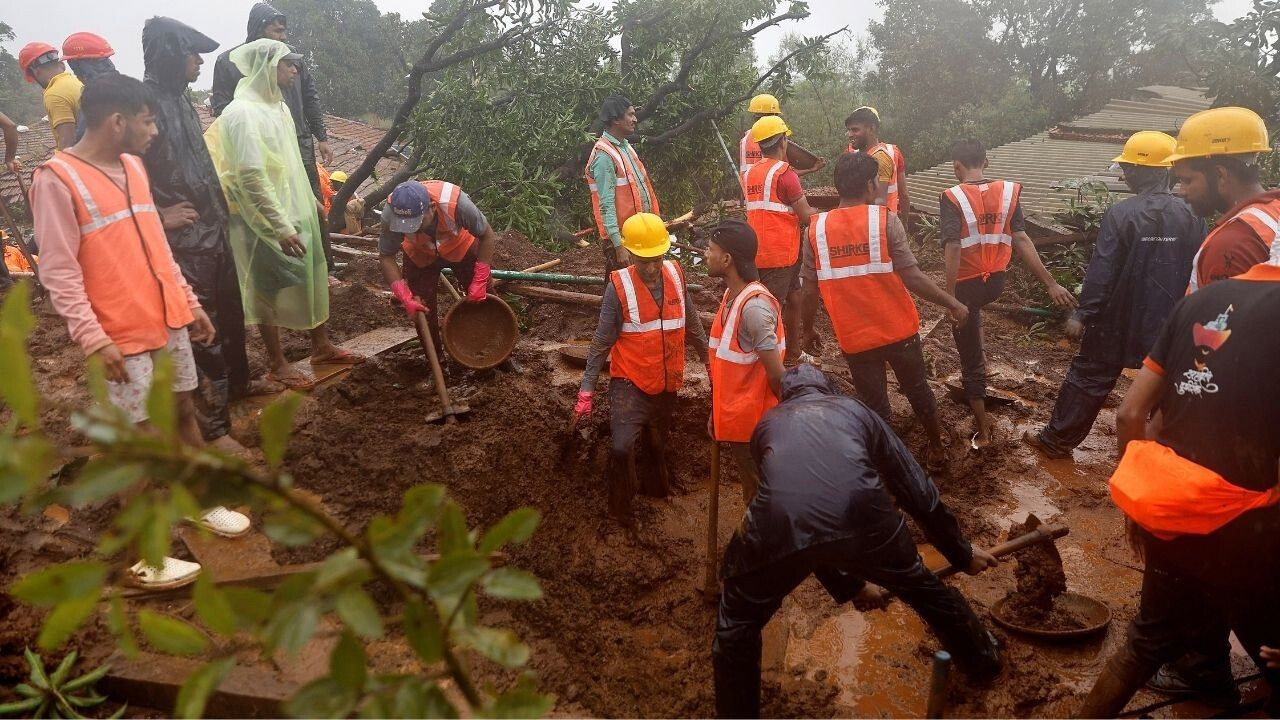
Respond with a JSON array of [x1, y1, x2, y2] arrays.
[[844, 334, 937, 422], [298, 136, 334, 272], [952, 273, 1005, 400], [404, 250, 477, 355], [605, 379, 675, 523], [1038, 354, 1124, 454], [175, 251, 249, 441], [713, 530, 1000, 718]]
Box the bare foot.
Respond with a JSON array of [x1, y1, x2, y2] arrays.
[[267, 365, 316, 390]]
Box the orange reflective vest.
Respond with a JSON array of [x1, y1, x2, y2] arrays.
[[1188, 198, 1280, 293], [400, 180, 478, 268], [943, 180, 1020, 282], [40, 152, 194, 355], [709, 282, 785, 442], [745, 158, 801, 269], [1110, 440, 1280, 540], [585, 136, 660, 241], [846, 141, 906, 213], [608, 260, 687, 395], [808, 206, 920, 354], [739, 131, 762, 195]]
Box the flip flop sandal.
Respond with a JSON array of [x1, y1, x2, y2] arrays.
[[267, 371, 317, 391], [126, 557, 201, 590], [246, 376, 288, 396], [309, 349, 366, 366], [189, 506, 252, 538]]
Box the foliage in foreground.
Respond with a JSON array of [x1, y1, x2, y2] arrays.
[[0, 282, 550, 719], [0, 649, 119, 719]]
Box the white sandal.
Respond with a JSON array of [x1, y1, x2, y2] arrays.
[[127, 557, 201, 590], [192, 506, 252, 538]]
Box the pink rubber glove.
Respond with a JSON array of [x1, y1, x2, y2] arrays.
[[467, 262, 492, 302], [390, 279, 427, 319], [574, 391, 593, 417]]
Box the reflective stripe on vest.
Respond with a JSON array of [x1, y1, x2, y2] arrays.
[[745, 158, 801, 269], [739, 132, 762, 178], [585, 137, 660, 240], [46, 157, 159, 235], [946, 182, 1015, 248], [1188, 199, 1280, 293], [812, 205, 894, 279], [878, 143, 900, 194], [617, 260, 687, 334], [709, 282, 785, 364], [744, 160, 797, 213], [610, 261, 688, 394], [709, 282, 784, 442], [946, 180, 1019, 281], [400, 181, 476, 267]]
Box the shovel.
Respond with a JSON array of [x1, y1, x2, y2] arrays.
[[411, 309, 470, 424]]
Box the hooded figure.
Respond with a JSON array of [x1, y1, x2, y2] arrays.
[[205, 39, 328, 333], [142, 16, 249, 442]]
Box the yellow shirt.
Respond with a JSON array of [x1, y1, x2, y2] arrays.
[[871, 147, 895, 185], [43, 72, 84, 147]]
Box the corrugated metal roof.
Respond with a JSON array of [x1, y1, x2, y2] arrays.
[[906, 85, 1212, 233], [1, 105, 399, 209]]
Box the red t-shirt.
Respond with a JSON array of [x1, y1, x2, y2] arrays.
[[1193, 189, 1280, 289], [776, 168, 803, 205]]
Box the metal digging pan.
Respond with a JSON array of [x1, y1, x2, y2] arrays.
[[990, 592, 1112, 641], [442, 294, 519, 370]]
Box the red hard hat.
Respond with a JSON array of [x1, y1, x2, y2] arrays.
[[62, 32, 115, 61], [18, 42, 59, 82]]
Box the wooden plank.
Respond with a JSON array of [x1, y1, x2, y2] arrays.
[[331, 243, 379, 257], [290, 326, 418, 385]]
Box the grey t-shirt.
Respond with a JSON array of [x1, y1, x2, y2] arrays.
[[801, 210, 916, 283], [378, 189, 490, 256], [737, 296, 779, 353]]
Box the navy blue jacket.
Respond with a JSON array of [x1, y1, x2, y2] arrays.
[[721, 365, 973, 579], [1075, 168, 1205, 367]]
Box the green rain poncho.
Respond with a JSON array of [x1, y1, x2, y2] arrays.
[[205, 38, 327, 330]]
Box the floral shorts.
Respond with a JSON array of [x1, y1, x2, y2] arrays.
[[106, 328, 199, 424]]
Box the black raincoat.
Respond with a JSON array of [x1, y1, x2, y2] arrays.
[[209, 2, 328, 146], [1074, 166, 1206, 367], [721, 364, 973, 580], [142, 16, 249, 440]]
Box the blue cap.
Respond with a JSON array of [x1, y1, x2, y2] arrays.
[[387, 181, 430, 233]]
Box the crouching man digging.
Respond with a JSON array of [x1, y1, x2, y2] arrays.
[[712, 365, 1002, 718], [33, 74, 250, 590]]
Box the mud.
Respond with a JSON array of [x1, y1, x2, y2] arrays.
[[1004, 516, 1069, 617]]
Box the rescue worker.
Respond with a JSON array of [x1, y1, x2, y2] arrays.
[[212, 2, 336, 272], [705, 219, 785, 502], [18, 42, 82, 150], [738, 93, 825, 191], [1169, 107, 1280, 292], [1026, 132, 1204, 459], [327, 170, 366, 235], [1076, 241, 1280, 718], [379, 180, 496, 359], [141, 16, 255, 444], [713, 364, 1002, 718], [800, 152, 970, 472], [744, 115, 815, 364], [586, 94, 659, 272], [844, 106, 909, 218], [941, 139, 1076, 449], [32, 74, 251, 588], [62, 32, 118, 144], [574, 213, 709, 526]]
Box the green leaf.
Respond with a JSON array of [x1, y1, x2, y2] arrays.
[[427, 552, 488, 600], [312, 548, 368, 594], [193, 573, 237, 637], [262, 602, 319, 655], [48, 650, 78, 687], [283, 677, 357, 720], [64, 693, 107, 709], [402, 600, 442, 664], [61, 663, 110, 693], [391, 679, 457, 719], [0, 697, 42, 716], [11, 561, 109, 608], [478, 508, 541, 554], [24, 648, 49, 689], [260, 393, 302, 470], [334, 588, 383, 639], [222, 587, 272, 629], [66, 462, 145, 506], [329, 631, 366, 693], [488, 682, 554, 719], [398, 484, 445, 531], [139, 502, 172, 569], [481, 568, 543, 601], [106, 592, 138, 658], [436, 501, 472, 553], [38, 595, 98, 651], [0, 282, 38, 428], [262, 509, 323, 547], [174, 658, 232, 719], [457, 626, 529, 668], [144, 351, 177, 440], [137, 611, 210, 656]]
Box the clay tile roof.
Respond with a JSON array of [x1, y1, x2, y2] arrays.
[[905, 85, 1213, 234], [1, 121, 56, 209]]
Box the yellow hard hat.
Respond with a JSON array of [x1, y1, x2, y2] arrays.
[[621, 213, 671, 258], [329, 170, 349, 184], [1165, 106, 1273, 163], [748, 93, 781, 115], [751, 115, 792, 144], [1111, 131, 1177, 167]]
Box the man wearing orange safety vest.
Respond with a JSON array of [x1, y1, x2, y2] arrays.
[[32, 74, 250, 590], [379, 180, 497, 360], [744, 115, 815, 364], [738, 94, 826, 197], [586, 94, 660, 272], [800, 152, 970, 472], [1169, 107, 1280, 293], [941, 139, 1076, 449], [575, 213, 709, 526], [844, 106, 909, 219], [705, 219, 786, 502], [1075, 240, 1280, 717]]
